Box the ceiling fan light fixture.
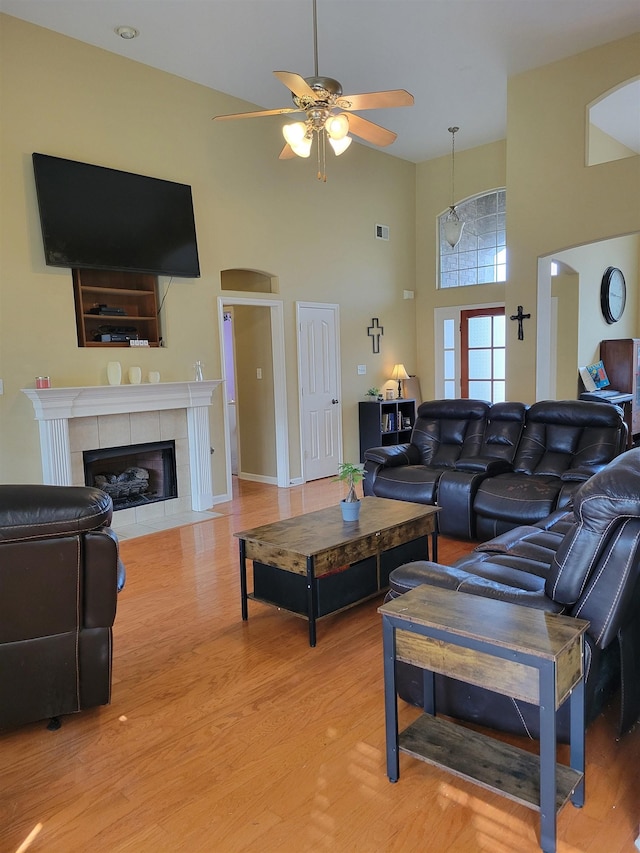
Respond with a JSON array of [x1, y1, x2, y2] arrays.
[[328, 134, 352, 156], [325, 113, 349, 140]]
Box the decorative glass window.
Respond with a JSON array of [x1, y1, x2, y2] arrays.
[[439, 189, 506, 288]]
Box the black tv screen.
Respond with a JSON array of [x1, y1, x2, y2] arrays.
[[32, 153, 200, 277]]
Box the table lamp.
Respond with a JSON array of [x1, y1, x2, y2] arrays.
[[390, 364, 409, 399]]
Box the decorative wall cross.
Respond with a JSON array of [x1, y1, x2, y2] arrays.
[[367, 318, 384, 353], [510, 305, 531, 340]]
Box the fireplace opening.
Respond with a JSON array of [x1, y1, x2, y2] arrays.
[[83, 440, 177, 510]]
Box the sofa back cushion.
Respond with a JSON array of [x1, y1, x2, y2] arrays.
[[513, 400, 624, 477], [546, 449, 640, 618], [412, 399, 489, 468], [478, 401, 527, 461]]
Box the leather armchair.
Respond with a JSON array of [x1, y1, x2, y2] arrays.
[[0, 485, 125, 730], [386, 449, 640, 740]]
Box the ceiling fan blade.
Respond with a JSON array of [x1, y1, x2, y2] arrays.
[[279, 144, 296, 160], [337, 90, 414, 111], [345, 113, 397, 147], [274, 71, 317, 100], [213, 107, 301, 121]]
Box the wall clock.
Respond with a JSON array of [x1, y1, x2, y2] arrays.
[[600, 266, 626, 324]]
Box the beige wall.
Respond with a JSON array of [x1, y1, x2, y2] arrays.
[[0, 14, 416, 489], [413, 34, 639, 404], [553, 235, 640, 372], [415, 140, 507, 400], [506, 32, 640, 401], [1, 15, 638, 492]]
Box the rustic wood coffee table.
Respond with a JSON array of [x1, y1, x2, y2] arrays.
[[235, 497, 438, 646]]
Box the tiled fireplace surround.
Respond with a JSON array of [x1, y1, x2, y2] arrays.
[[23, 381, 221, 529]]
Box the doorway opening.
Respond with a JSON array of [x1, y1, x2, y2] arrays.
[[217, 295, 289, 497]]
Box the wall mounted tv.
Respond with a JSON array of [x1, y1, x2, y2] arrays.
[[32, 153, 200, 278]]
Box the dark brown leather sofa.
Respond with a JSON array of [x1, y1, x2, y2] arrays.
[[385, 449, 640, 740], [0, 485, 125, 730], [364, 398, 626, 541]]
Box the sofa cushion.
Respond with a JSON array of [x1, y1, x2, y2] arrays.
[[473, 472, 561, 524], [370, 465, 440, 504]]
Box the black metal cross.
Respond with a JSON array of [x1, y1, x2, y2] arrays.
[[367, 318, 384, 353], [510, 305, 531, 341]]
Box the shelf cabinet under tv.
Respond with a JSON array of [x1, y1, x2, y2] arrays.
[[72, 268, 161, 347]]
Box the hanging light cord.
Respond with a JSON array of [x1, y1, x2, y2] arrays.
[[448, 126, 459, 208]]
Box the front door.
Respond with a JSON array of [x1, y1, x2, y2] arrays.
[[460, 307, 506, 402], [297, 303, 342, 481]]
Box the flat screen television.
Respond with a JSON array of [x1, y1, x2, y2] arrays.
[[32, 153, 200, 278]]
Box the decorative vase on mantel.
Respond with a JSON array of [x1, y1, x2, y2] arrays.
[[106, 361, 122, 386]]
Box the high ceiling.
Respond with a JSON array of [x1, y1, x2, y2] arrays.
[[2, 0, 639, 162]]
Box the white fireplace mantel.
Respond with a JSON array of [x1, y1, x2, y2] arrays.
[[22, 381, 222, 511]]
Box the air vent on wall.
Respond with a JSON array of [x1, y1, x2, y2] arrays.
[[375, 224, 390, 241]]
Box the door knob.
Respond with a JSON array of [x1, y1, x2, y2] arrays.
[[331, 399, 339, 404]]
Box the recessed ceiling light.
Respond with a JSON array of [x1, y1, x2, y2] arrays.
[[114, 26, 139, 40]]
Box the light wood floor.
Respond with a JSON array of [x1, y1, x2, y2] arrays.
[[2, 477, 639, 853]]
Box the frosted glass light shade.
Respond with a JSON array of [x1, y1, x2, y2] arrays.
[[328, 135, 352, 156], [444, 207, 464, 248], [283, 122, 312, 157], [282, 121, 307, 145], [325, 113, 349, 140]]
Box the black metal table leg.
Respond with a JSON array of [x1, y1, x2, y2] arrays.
[[306, 555, 317, 647], [382, 617, 399, 782], [539, 661, 557, 853], [239, 538, 248, 620]]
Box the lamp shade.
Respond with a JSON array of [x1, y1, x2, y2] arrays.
[[390, 364, 409, 382], [390, 363, 409, 399]]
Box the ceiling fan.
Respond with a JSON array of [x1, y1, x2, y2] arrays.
[[213, 0, 414, 180]]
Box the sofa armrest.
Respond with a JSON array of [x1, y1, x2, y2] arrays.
[[453, 456, 513, 475], [561, 465, 602, 483], [363, 443, 420, 467]]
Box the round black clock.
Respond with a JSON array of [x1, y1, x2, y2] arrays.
[[600, 266, 626, 324]]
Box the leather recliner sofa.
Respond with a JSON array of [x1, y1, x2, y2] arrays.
[[385, 449, 640, 740], [0, 485, 125, 730], [364, 398, 626, 541]]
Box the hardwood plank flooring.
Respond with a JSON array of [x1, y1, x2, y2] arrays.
[[1, 477, 638, 852]]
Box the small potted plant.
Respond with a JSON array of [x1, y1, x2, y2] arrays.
[[336, 462, 364, 521], [365, 387, 382, 401]]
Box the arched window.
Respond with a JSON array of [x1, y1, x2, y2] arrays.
[[439, 189, 506, 288]]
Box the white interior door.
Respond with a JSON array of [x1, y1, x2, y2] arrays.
[[297, 303, 342, 481]]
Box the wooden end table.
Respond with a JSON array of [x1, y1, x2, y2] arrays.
[[235, 497, 439, 647], [379, 585, 589, 853]]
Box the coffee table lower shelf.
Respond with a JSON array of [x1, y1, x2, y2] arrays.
[[400, 713, 583, 812]]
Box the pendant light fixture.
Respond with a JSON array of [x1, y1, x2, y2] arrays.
[[443, 126, 464, 249]]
